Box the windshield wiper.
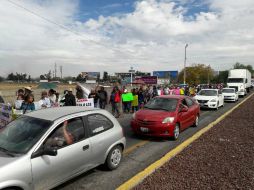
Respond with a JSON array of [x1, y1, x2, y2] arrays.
[[0, 147, 15, 157]]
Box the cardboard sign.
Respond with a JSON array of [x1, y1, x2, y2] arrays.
[[76, 98, 94, 108], [0, 103, 13, 129]]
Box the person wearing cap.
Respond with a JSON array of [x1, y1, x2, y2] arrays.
[[64, 89, 76, 106], [24, 86, 32, 98]]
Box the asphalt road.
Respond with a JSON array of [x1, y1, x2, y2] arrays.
[[55, 91, 253, 190]]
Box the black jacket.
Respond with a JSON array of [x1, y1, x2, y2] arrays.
[[64, 94, 76, 106]]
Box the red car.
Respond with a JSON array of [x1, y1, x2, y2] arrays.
[[131, 95, 200, 140]]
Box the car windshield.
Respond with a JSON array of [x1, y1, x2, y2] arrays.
[[0, 116, 52, 155], [222, 89, 235, 93], [198, 90, 217, 96], [144, 98, 178, 111], [228, 78, 244, 83]]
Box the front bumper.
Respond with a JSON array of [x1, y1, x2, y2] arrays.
[[131, 120, 175, 137], [199, 101, 217, 109], [224, 96, 236, 101]]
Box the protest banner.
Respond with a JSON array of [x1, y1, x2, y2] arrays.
[[76, 98, 94, 108]]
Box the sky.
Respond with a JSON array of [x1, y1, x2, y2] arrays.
[[0, 0, 254, 77]]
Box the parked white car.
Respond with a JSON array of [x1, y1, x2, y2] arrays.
[[222, 88, 239, 102], [194, 89, 224, 110]]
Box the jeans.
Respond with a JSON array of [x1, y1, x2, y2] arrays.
[[123, 102, 131, 113], [112, 102, 120, 116], [99, 101, 106, 109]]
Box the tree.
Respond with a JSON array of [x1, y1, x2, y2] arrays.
[[45, 70, 52, 81], [103, 72, 109, 82], [76, 74, 85, 82], [40, 75, 46, 80], [0, 76, 5, 82], [211, 71, 228, 84], [233, 62, 253, 75], [178, 64, 215, 85]]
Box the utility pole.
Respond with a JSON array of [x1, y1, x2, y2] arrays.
[[54, 62, 57, 78], [184, 44, 188, 85], [60, 66, 63, 79]]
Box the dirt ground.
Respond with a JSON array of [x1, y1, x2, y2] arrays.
[[134, 95, 254, 190]]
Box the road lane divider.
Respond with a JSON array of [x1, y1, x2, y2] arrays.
[[123, 140, 149, 156], [117, 93, 254, 190]]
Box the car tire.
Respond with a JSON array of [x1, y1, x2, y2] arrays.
[[172, 123, 180, 140], [193, 115, 199, 127], [105, 145, 123, 170]]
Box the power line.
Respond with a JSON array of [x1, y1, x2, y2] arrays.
[[5, 0, 119, 49]]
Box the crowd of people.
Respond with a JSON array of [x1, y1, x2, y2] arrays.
[[88, 83, 225, 118], [12, 83, 224, 116]]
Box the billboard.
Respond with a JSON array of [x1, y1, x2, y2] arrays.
[[81, 72, 100, 80], [136, 76, 157, 85], [153, 71, 178, 79]]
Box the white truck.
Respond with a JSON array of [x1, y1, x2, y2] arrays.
[[227, 69, 251, 96]]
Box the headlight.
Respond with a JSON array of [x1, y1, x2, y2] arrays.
[[209, 99, 217, 102], [162, 117, 175, 124], [132, 113, 136, 120]]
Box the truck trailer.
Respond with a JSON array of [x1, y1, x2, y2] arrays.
[[227, 69, 251, 96]]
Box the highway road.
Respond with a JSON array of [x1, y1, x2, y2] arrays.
[[55, 91, 253, 190]]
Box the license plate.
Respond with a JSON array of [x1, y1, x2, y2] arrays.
[[140, 127, 149, 132]]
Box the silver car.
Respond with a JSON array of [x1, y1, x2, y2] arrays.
[[0, 107, 126, 190]]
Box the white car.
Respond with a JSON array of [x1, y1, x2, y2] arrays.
[[222, 88, 239, 102], [194, 89, 224, 110]]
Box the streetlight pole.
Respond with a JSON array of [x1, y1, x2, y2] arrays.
[[184, 44, 188, 85]]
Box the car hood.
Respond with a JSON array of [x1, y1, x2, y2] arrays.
[[136, 109, 176, 121], [194, 95, 217, 101], [222, 93, 235, 96], [0, 153, 20, 169]]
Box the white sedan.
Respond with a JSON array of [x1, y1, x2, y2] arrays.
[[222, 88, 239, 102], [194, 89, 224, 110]]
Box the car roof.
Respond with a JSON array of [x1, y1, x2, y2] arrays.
[[25, 107, 100, 121], [156, 95, 188, 100]]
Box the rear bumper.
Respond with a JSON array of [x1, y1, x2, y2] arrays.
[[131, 120, 175, 137]]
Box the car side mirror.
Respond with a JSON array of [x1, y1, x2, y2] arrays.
[[31, 147, 58, 159]]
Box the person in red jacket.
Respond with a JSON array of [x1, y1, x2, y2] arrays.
[[109, 86, 121, 118]]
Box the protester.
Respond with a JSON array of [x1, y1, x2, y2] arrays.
[[24, 86, 32, 98], [97, 86, 108, 109], [131, 89, 139, 113], [109, 86, 121, 118], [40, 91, 51, 108], [76, 85, 84, 100], [180, 87, 185, 95], [88, 89, 99, 108], [17, 89, 24, 96], [138, 88, 145, 109], [0, 92, 4, 104], [20, 94, 35, 114], [64, 89, 76, 106], [48, 89, 57, 104], [122, 89, 133, 113]]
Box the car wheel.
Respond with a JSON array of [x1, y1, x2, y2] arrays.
[[172, 123, 180, 140], [105, 145, 123, 170], [193, 115, 199, 127]]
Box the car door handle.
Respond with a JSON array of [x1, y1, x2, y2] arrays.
[[83, 145, 90, 151]]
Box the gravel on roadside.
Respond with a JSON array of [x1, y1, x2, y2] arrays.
[[134, 95, 254, 190]]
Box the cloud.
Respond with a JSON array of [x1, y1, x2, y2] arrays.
[[0, 0, 254, 77]]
